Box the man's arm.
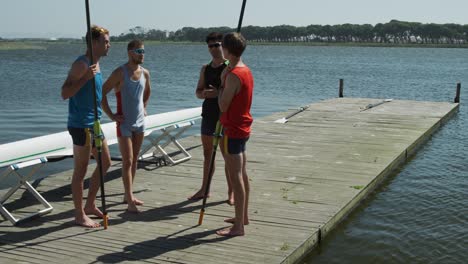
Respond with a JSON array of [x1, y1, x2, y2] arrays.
[[195, 65, 207, 99], [143, 69, 152, 116], [61, 61, 96, 100], [101, 68, 123, 122], [218, 73, 241, 112]]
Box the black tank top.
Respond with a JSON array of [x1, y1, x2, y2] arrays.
[[202, 60, 228, 119]]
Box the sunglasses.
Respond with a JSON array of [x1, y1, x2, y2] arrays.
[[208, 42, 221, 48], [132, 48, 145, 55]]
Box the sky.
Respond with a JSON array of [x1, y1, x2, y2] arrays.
[[2, 0, 468, 38]]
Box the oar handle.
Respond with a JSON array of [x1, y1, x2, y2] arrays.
[[198, 210, 205, 225], [237, 0, 247, 33], [285, 105, 309, 120], [85, 0, 94, 66], [103, 214, 108, 229]]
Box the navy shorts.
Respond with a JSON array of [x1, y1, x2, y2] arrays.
[[201, 116, 218, 136], [68, 127, 105, 147], [223, 136, 249, 155]]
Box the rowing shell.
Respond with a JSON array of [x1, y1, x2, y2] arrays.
[[0, 107, 201, 168]]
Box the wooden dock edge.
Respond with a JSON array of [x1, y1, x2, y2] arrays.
[[281, 102, 460, 264]]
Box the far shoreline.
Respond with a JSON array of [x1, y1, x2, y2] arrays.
[[2, 40, 468, 50]]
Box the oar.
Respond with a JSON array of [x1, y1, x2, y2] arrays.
[[361, 98, 393, 112], [85, 0, 108, 229], [197, 121, 222, 225], [237, 0, 248, 32], [274, 105, 309, 123], [198, 0, 248, 226]]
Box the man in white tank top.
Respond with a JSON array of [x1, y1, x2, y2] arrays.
[[102, 40, 152, 213]]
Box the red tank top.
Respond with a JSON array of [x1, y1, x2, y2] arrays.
[[220, 66, 254, 138]]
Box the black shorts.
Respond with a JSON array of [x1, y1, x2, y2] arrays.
[[201, 116, 218, 136], [223, 136, 249, 155], [68, 127, 105, 147]]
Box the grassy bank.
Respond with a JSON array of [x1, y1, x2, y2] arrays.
[[0, 41, 48, 50], [121, 40, 468, 48], [2, 40, 468, 49], [249, 41, 468, 48]]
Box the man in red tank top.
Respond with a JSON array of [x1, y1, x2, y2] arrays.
[[217, 32, 254, 237]]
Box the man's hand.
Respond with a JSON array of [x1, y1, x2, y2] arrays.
[[112, 114, 124, 123], [85, 64, 99, 81], [203, 85, 219, 98]]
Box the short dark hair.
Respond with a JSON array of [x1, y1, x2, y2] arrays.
[[85, 25, 109, 43], [127, 39, 144, 50], [222, 32, 246, 57], [205, 32, 223, 43]]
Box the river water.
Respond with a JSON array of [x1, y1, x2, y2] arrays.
[[0, 43, 466, 263]]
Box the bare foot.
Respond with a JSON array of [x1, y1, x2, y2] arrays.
[[224, 218, 249, 225], [123, 198, 144, 205], [126, 203, 141, 214], [134, 198, 144, 205], [75, 215, 101, 228], [84, 206, 104, 218], [187, 190, 210, 201], [216, 226, 244, 237]]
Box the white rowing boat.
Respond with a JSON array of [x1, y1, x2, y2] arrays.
[[0, 107, 201, 168], [0, 106, 201, 225]]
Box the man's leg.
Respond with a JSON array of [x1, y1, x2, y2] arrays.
[[86, 139, 111, 218], [219, 140, 234, 205], [129, 131, 145, 205], [242, 151, 249, 224], [118, 136, 139, 213], [224, 150, 249, 224], [188, 134, 214, 200], [217, 150, 245, 237], [72, 144, 100, 228]]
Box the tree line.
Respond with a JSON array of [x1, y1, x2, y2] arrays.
[[110, 20, 468, 45]]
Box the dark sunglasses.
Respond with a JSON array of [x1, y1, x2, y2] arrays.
[[132, 48, 145, 55], [208, 42, 221, 48]]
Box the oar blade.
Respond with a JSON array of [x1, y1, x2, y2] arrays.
[[274, 117, 287, 124]]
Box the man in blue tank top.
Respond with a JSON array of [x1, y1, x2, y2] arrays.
[[102, 39, 151, 213], [61, 25, 112, 228]]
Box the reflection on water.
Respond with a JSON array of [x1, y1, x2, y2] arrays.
[[0, 44, 467, 263]]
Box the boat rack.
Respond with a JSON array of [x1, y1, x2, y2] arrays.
[[0, 158, 53, 225]]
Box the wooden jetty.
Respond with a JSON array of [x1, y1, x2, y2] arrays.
[[0, 98, 458, 264]]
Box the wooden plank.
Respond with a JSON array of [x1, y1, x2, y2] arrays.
[[0, 98, 458, 264]]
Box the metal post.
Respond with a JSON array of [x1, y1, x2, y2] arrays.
[[339, 79, 344, 98], [454, 82, 461, 103]]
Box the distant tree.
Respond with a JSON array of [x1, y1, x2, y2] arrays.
[[146, 29, 167, 41], [306, 24, 323, 40], [357, 24, 374, 42], [243, 26, 266, 41], [110, 21, 468, 45], [321, 25, 334, 41]]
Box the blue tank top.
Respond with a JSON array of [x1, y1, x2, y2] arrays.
[[67, 55, 103, 128], [116, 65, 146, 128]]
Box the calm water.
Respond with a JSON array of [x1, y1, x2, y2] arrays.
[[0, 44, 467, 263]]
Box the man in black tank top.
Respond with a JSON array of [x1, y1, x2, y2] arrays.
[[188, 32, 234, 205]]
